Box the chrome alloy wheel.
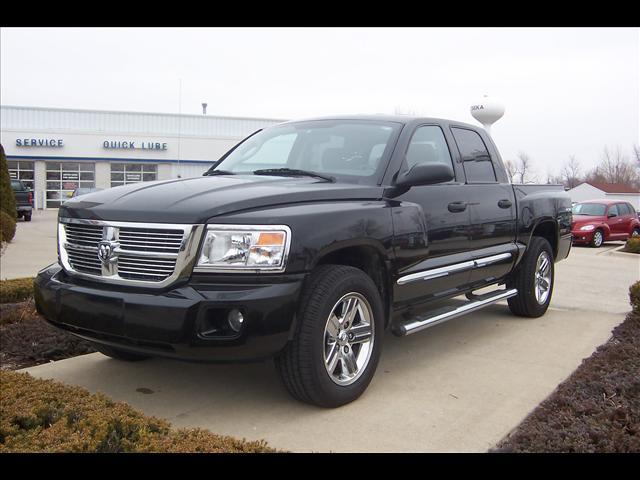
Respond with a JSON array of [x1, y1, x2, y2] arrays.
[[323, 292, 375, 386], [534, 251, 552, 305], [592, 230, 603, 247]]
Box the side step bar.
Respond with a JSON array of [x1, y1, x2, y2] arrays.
[[393, 288, 518, 336]]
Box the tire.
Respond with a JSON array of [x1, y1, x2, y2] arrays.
[[590, 229, 604, 248], [632, 228, 640, 238], [93, 344, 151, 361], [507, 237, 554, 318], [275, 264, 384, 408], [24, 213, 32, 222]]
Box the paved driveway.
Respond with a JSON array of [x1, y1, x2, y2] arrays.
[[12, 220, 640, 452]]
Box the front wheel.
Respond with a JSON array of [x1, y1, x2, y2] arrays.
[[590, 229, 604, 247], [507, 236, 554, 318], [275, 265, 384, 407]]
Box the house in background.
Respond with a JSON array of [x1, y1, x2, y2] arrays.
[[567, 182, 640, 209]]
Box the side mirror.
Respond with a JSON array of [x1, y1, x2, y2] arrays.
[[395, 163, 454, 188]]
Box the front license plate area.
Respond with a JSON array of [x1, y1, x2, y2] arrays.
[[58, 289, 125, 336]]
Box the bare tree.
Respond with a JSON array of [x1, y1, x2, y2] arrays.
[[586, 145, 639, 188], [515, 151, 533, 183], [504, 160, 516, 183], [560, 155, 582, 189]]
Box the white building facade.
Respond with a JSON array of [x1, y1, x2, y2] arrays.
[[1, 105, 284, 209], [567, 182, 640, 210]]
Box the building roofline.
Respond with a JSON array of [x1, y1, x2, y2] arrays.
[[0, 104, 288, 124]]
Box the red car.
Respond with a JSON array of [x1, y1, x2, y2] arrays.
[[571, 199, 640, 247]]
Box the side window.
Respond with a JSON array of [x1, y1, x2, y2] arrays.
[[608, 204, 619, 217], [451, 127, 497, 183], [405, 126, 454, 170], [623, 203, 635, 216]]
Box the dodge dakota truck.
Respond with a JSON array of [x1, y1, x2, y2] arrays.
[[34, 116, 572, 407]]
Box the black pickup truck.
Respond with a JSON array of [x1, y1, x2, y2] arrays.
[[11, 179, 33, 221], [34, 116, 572, 407]]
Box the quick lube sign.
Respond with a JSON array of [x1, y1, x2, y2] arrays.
[[16, 138, 64, 147], [103, 140, 167, 151]]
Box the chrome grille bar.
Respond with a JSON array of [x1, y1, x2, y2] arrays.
[[59, 218, 204, 288]]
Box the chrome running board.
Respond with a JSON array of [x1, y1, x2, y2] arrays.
[[393, 288, 518, 336]]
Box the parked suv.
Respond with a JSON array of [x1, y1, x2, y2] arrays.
[[571, 200, 640, 247], [35, 116, 572, 407]]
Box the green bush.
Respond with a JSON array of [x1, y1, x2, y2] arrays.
[[0, 210, 16, 245], [630, 281, 640, 314], [622, 237, 640, 254], [0, 144, 17, 219], [0, 370, 277, 453], [0, 278, 34, 303]]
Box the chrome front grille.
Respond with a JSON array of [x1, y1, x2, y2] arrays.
[[59, 218, 204, 287]]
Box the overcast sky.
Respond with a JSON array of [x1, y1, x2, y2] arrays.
[[1, 27, 638, 178]]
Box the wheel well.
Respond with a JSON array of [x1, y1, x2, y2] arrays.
[[531, 221, 558, 259], [315, 246, 390, 325]]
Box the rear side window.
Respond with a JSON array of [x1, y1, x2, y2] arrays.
[[405, 126, 454, 170], [451, 127, 497, 183], [608, 204, 619, 216], [621, 203, 635, 215]]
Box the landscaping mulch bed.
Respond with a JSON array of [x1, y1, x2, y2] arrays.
[[493, 311, 640, 453], [0, 299, 95, 371]]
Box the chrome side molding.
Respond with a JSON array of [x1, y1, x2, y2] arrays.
[[397, 252, 513, 286]]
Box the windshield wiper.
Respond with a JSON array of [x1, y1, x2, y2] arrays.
[[252, 168, 335, 183], [203, 169, 236, 176]]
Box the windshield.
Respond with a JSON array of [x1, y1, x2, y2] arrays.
[[210, 120, 402, 184], [572, 203, 607, 216]]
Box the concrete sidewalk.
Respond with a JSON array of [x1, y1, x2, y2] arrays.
[[1, 210, 58, 280], [22, 244, 639, 452]]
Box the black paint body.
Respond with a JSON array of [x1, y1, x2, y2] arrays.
[[35, 116, 572, 362]]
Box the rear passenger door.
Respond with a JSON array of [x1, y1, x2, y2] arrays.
[[450, 127, 517, 286]]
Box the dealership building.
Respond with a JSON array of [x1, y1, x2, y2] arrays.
[[0, 105, 285, 209]]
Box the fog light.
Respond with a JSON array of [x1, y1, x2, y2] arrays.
[[228, 309, 244, 332]]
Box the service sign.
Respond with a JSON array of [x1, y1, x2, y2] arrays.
[[16, 138, 64, 147]]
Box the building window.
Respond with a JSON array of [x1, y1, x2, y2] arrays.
[[46, 162, 95, 208], [111, 163, 157, 187], [7, 161, 35, 190]]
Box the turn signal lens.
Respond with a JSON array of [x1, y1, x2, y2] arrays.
[[257, 232, 286, 246]]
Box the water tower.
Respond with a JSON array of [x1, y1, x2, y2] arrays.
[[470, 95, 505, 134]]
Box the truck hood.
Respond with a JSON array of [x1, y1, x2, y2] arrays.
[[59, 175, 385, 224]]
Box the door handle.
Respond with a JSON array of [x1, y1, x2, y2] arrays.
[[498, 199, 512, 209], [448, 201, 468, 213]]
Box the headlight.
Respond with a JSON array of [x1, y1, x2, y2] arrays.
[[579, 225, 596, 231], [195, 224, 291, 272]]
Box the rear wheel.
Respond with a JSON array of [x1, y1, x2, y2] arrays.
[[632, 228, 640, 238], [93, 344, 151, 361], [507, 236, 554, 318], [23, 213, 32, 222], [590, 229, 604, 247], [275, 265, 384, 407]]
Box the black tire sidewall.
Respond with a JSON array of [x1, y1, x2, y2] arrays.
[[508, 237, 554, 317], [302, 267, 384, 407]]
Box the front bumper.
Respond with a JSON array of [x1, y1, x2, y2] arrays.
[[34, 263, 306, 362], [571, 229, 595, 244]]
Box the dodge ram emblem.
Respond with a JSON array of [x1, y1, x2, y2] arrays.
[[98, 241, 116, 263]]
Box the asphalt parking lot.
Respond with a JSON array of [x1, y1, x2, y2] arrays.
[[5, 210, 640, 452]]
